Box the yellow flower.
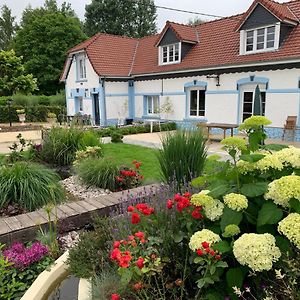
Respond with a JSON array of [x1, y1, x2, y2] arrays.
[[223, 193, 248, 211], [238, 116, 272, 131], [278, 213, 300, 250], [274, 146, 300, 169], [191, 192, 214, 207], [221, 137, 247, 151], [189, 229, 221, 251], [265, 175, 300, 208], [233, 233, 281, 272], [223, 224, 241, 237]]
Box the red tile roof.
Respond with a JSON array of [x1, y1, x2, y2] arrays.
[[63, 0, 300, 79], [236, 0, 299, 31], [155, 21, 198, 46]]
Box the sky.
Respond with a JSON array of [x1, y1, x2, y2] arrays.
[[0, 0, 291, 31]]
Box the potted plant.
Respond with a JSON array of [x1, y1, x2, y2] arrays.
[[47, 112, 57, 124], [16, 109, 26, 125]]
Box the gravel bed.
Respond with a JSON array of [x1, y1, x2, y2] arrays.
[[61, 175, 110, 201]]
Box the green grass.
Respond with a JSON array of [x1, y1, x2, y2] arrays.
[[102, 143, 160, 183]]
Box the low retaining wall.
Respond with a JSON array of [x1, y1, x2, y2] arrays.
[[0, 184, 160, 246]]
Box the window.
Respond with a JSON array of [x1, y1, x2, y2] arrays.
[[78, 96, 83, 112], [190, 89, 205, 117], [245, 25, 276, 53], [84, 89, 89, 98], [146, 96, 159, 114], [77, 56, 86, 80], [242, 91, 266, 121], [160, 43, 180, 64]]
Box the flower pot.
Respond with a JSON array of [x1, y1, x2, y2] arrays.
[[18, 114, 26, 125]]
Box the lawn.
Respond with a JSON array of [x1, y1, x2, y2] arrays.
[[102, 143, 161, 184]]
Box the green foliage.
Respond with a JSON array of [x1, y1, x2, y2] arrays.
[[157, 130, 207, 189], [75, 157, 119, 191], [0, 50, 37, 96], [14, 1, 86, 95], [39, 127, 97, 166], [0, 105, 19, 123], [111, 131, 123, 143], [84, 0, 157, 38], [0, 5, 17, 51], [67, 218, 111, 278], [0, 161, 64, 211]]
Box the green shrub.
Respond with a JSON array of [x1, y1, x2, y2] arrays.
[[67, 218, 111, 278], [80, 130, 102, 148], [157, 130, 207, 189], [25, 105, 65, 122], [75, 158, 119, 191], [40, 127, 84, 166], [111, 131, 123, 143], [0, 106, 19, 123], [0, 162, 64, 211]]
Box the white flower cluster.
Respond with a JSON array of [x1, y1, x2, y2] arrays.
[[189, 229, 221, 251], [278, 213, 300, 250], [233, 233, 281, 272], [223, 193, 248, 211], [275, 146, 300, 169], [264, 175, 300, 208]]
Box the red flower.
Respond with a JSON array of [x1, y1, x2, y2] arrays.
[[116, 176, 123, 182], [184, 192, 191, 198], [202, 241, 210, 249], [128, 235, 134, 241], [127, 206, 135, 212], [119, 253, 132, 268], [136, 257, 145, 269], [133, 282, 143, 290], [136, 203, 148, 211], [140, 238, 147, 244], [210, 250, 215, 256], [111, 294, 120, 300], [131, 213, 141, 224], [205, 248, 211, 253], [176, 201, 185, 212], [134, 231, 145, 240], [174, 194, 182, 202], [135, 162, 142, 169], [191, 209, 203, 219], [215, 254, 221, 260], [110, 248, 121, 261], [113, 241, 121, 248], [196, 249, 204, 256], [167, 199, 173, 209], [142, 207, 154, 215]]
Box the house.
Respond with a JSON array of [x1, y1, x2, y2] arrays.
[[61, 0, 300, 138]]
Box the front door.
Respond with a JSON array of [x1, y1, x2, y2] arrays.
[[93, 94, 100, 125]]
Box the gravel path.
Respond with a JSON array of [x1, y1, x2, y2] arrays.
[[61, 175, 110, 201]]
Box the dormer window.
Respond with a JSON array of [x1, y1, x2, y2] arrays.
[[246, 25, 275, 52], [76, 54, 87, 80], [160, 43, 181, 65]]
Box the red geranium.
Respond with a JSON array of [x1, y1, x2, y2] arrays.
[[131, 213, 141, 224], [167, 199, 173, 209], [127, 205, 135, 212], [111, 294, 120, 300], [136, 257, 145, 269], [134, 231, 145, 240]]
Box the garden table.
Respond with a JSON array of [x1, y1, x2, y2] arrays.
[[206, 123, 238, 141], [144, 118, 161, 133]]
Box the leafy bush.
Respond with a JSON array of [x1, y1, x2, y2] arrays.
[[111, 131, 123, 143], [67, 218, 111, 278], [157, 130, 207, 189], [0, 162, 64, 211], [0, 106, 19, 123], [74, 146, 103, 165], [80, 130, 101, 148], [116, 161, 143, 190], [75, 157, 119, 191]]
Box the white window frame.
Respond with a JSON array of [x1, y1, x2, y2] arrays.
[[240, 23, 280, 55], [241, 89, 266, 122], [146, 95, 159, 115], [189, 88, 206, 118], [77, 55, 87, 80], [159, 42, 181, 65]]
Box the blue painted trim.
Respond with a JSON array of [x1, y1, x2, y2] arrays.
[[206, 90, 239, 95], [298, 76, 300, 126], [106, 93, 129, 97], [128, 80, 135, 119], [71, 88, 85, 97], [184, 80, 207, 119], [161, 91, 186, 96], [267, 89, 300, 94], [74, 96, 79, 113], [99, 79, 107, 126], [143, 94, 160, 116], [136, 92, 161, 96], [237, 89, 241, 125], [237, 76, 269, 88], [76, 79, 88, 83], [90, 88, 100, 94], [184, 80, 207, 89]]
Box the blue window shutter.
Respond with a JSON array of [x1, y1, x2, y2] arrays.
[[143, 96, 147, 115]]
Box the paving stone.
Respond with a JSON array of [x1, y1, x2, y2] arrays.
[[15, 214, 36, 228], [3, 216, 22, 231], [0, 220, 12, 235], [85, 198, 106, 209]]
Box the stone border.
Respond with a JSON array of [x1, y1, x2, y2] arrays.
[[0, 184, 160, 246]]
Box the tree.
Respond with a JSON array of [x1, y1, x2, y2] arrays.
[[84, 0, 157, 38], [14, 1, 86, 95], [187, 17, 206, 26], [0, 5, 17, 50], [0, 50, 37, 96]]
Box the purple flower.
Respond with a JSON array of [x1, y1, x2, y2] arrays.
[[34, 143, 43, 152], [3, 242, 49, 269]]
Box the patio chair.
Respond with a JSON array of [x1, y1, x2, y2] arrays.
[[282, 116, 297, 141]]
